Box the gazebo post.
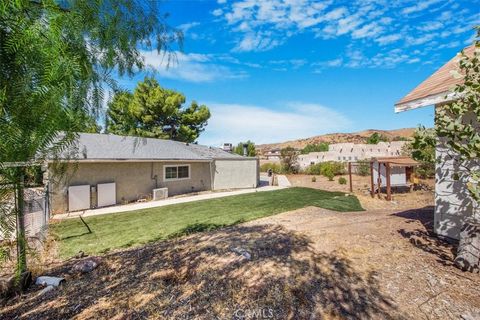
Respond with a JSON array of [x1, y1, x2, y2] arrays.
[[370, 161, 374, 198], [348, 162, 353, 193], [377, 162, 382, 199], [386, 162, 392, 201]]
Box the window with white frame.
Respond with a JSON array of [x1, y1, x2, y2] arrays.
[[164, 165, 190, 181]]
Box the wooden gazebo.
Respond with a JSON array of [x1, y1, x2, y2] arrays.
[[370, 156, 419, 201]]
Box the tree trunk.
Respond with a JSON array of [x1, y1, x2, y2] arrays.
[[15, 168, 27, 275], [454, 218, 480, 273]]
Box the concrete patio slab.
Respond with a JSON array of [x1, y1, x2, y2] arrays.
[[54, 184, 287, 220]]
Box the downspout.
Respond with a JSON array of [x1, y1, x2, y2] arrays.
[[151, 162, 158, 189]]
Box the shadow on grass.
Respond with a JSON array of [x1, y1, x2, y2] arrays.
[[2, 224, 403, 319], [168, 219, 247, 239], [58, 232, 91, 241]]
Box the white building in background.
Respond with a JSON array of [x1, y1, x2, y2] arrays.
[[264, 148, 282, 162], [297, 141, 407, 169]]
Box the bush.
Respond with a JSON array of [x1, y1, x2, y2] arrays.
[[415, 162, 435, 179], [311, 176, 316, 182], [338, 177, 347, 185], [325, 170, 334, 181], [305, 163, 322, 175], [356, 160, 371, 176], [305, 161, 345, 177], [320, 161, 345, 176], [301, 142, 329, 154], [260, 163, 284, 174]]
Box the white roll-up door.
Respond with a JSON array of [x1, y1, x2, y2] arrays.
[[97, 182, 116, 207]]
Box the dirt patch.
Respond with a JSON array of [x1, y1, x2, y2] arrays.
[[246, 206, 480, 319], [287, 174, 434, 211], [2, 202, 478, 319], [2, 224, 402, 320]]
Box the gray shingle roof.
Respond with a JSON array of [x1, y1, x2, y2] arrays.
[[61, 133, 245, 161]]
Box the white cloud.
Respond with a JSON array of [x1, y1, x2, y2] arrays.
[[336, 14, 364, 36], [417, 21, 443, 32], [141, 51, 247, 83], [234, 32, 281, 52], [311, 58, 343, 72], [324, 7, 347, 21], [401, 0, 442, 15], [213, 0, 476, 68], [197, 102, 352, 146], [406, 33, 436, 46], [212, 9, 223, 17], [351, 22, 383, 39], [177, 22, 200, 33], [375, 34, 402, 45]]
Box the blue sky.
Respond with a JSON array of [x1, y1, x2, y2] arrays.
[[117, 0, 479, 146]]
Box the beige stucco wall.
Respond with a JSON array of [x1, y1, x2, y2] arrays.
[[49, 161, 212, 214], [212, 159, 259, 190]]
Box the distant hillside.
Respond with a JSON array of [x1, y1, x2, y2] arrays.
[[257, 128, 415, 153]]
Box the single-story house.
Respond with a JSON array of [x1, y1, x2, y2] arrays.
[[47, 133, 259, 214], [395, 45, 477, 240]]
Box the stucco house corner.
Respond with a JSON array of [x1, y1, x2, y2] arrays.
[[395, 45, 479, 240]]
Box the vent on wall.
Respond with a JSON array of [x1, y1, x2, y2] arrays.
[[153, 188, 168, 201]]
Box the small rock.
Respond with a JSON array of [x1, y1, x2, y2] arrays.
[[35, 276, 65, 287], [75, 251, 87, 259], [39, 285, 55, 295], [461, 312, 480, 320], [72, 257, 102, 273], [231, 247, 251, 260]]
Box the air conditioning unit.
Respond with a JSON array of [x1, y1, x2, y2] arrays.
[[153, 188, 168, 201]]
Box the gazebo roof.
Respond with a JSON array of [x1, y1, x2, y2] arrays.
[[373, 156, 419, 166]]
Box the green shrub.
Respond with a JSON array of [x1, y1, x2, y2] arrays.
[[305, 163, 322, 175], [260, 163, 284, 174], [305, 161, 345, 177], [311, 176, 316, 182], [338, 177, 347, 185], [415, 162, 435, 179], [356, 160, 371, 176], [301, 142, 329, 154], [320, 161, 345, 176], [325, 170, 334, 181]]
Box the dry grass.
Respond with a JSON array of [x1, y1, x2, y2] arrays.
[[2, 225, 401, 320], [287, 174, 435, 211]]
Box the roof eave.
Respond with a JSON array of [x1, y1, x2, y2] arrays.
[[46, 158, 212, 163], [394, 91, 459, 113]]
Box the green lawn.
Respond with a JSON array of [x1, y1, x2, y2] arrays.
[[52, 187, 364, 258]]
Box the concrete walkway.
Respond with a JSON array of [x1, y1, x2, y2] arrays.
[[277, 175, 292, 187], [54, 178, 290, 220]]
